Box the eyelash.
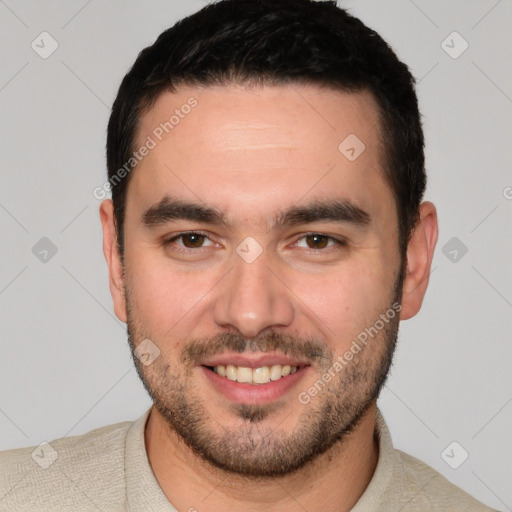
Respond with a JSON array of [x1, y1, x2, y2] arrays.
[[162, 231, 347, 252]]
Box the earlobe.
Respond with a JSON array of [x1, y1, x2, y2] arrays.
[[99, 199, 127, 323], [400, 201, 438, 320]]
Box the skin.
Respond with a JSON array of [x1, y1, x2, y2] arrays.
[[100, 83, 438, 511]]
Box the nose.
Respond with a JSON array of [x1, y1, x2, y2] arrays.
[[212, 250, 295, 338]]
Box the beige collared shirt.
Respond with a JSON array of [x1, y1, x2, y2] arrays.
[[0, 407, 497, 511]]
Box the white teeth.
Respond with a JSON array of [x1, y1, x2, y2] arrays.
[[270, 364, 282, 381], [253, 366, 270, 384], [212, 364, 299, 384], [225, 364, 237, 381], [237, 366, 252, 383]]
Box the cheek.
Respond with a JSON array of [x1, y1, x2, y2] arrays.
[[125, 248, 222, 334], [288, 261, 394, 343]]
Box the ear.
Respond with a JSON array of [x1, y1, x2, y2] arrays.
[[99, 199, 127, 323], [400, 201, 438, 320]]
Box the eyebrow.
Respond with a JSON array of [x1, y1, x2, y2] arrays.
[[141, 196, 371, 229]]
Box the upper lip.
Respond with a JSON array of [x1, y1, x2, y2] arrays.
[[200, 352, 309, 369]]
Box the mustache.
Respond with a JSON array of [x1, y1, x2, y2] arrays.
[[181, 330, 333, 368]]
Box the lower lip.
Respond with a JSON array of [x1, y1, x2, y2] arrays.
[[200, 366, 310, 405]]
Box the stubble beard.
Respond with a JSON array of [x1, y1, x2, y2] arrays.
[[126, 272, 403, 478]]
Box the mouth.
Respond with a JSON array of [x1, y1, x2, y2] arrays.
[[204, 363, 303, 385], [199, 354, 311, 404]]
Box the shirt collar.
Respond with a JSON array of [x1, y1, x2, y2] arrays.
[[350, 409, 395, 511], [125, 406, 177, 512]]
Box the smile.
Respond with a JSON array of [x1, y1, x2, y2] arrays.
[[207, 364, 300, 385]]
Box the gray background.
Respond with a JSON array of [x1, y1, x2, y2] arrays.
[[0, 1, 510, 510]]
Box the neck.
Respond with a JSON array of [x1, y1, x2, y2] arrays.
[[145, 404, 379, 512]]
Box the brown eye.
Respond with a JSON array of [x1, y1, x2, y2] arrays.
[[181, 233, 206, 248], [295, 233, 344, 251], [305, 234, 329, 249], [164, 231, 215, 251]]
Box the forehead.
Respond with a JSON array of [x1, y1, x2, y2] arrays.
[[129, 83, 392, 225]]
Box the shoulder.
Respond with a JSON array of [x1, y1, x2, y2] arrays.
[[363, 410, 499, 512], [0, 419, 133, 511], [390, 448, 498, 511]]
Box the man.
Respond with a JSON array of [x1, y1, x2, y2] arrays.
[[0, 0, 498, 510]]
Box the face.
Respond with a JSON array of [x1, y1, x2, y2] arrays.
[[103, 83, 418, 477]]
